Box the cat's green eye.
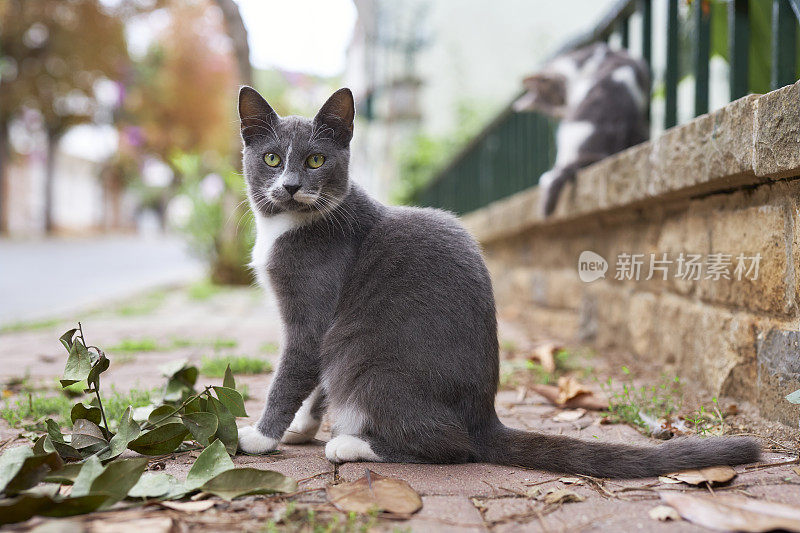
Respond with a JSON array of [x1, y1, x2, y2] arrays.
[[264, 153, 281, 167], [306, 154, 325, 169]]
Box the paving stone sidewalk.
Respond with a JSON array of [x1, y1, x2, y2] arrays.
[[1, 284, 798, 532]]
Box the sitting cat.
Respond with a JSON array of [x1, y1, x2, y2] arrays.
[[514, 42, 650, 216], [235, 86, 759, 477]]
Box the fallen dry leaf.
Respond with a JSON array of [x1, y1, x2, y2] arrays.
[[649, 505, 681, 521], [543, 488, 585, 504], [556, 376, 591, 404], [529, 384, 608, 411], [158, 500, 216, 512], [660, 492, 800, 532], [658, 476, 684, 484], [529, 342, 559, 373], [662, 465, 736, 485], [327, 469, 422, 515], [89, 518, 176, 533], [553, 409, 586, 423], [558, 477, 583, 485], [793, 466, 800, 477]]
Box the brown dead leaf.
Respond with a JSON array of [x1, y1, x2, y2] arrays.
[[660, 492, 800, 532], [556, 376, 591, 405], [553, 409, 587, 423], [558, 477, 583, 485], [543, 488, 585, 504], [327, 469, 422, 515], [158, 500, 216, 512], [89, 517, 176, 533], [793, 466, 800, 477], [662, 465, 736, 485], [649, 505, 681, 521], [529, 343, 559, 373], [530, 383, 608, 410], [658, 476, 684, 484]]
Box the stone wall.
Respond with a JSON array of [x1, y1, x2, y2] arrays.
[[462, 81, 800, 425]]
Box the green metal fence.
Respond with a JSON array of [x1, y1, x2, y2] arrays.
[[414, 0, 800, 215]]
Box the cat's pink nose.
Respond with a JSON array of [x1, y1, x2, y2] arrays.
[[283, 184, 300, 196]]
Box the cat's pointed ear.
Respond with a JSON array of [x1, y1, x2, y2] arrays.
[[238, 86, 278, 145], [313, 88, 355, 145]]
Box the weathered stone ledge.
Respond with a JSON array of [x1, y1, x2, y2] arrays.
[[463, 80, 800, 243]]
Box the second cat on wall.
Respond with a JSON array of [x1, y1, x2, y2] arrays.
[[514, 43, 650, 216]]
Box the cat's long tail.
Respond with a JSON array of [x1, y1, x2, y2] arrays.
[[486, 426, 760, 478]]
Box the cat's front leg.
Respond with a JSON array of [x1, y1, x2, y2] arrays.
[[237, 342, 319, 454]]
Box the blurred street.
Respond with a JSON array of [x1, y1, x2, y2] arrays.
[[0, 235, 204, 326]]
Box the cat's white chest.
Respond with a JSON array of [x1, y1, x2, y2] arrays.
[[250, 212, 302, 292]]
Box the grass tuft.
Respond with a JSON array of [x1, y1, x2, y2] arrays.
[[200, 355, 271, 378]]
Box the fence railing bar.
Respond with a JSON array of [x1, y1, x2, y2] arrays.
[[772, 0, 799, 89], [665, 0, 679, 128], [694, 0, 711, 115], [641, 0, 652, 122], [729, 0, 750, 99], [620, 15, 630, 48], [552, 0, 637, 58], [788, 0, 800, 20]]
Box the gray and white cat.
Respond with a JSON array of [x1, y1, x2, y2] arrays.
[[514, 42, 650, 215], [235, 86, 759, 477]]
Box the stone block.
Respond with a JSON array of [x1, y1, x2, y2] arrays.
[[756, 329, 800, 425], [754, 80, 800, 179]]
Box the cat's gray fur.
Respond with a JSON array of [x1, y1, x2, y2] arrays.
[[236, 86, 760, 477], [514, 42, 650, 216]]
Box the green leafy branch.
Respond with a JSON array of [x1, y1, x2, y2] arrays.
[[0, 324, 294, 525]]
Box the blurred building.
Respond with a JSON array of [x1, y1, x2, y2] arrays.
[[4, 123, 137, 237], [344, 0, 615, 201]]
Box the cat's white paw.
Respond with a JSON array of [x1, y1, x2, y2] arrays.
[[237, 426, 278, 454], [281, 416, 320, 444], [325, 435, 381, 463]]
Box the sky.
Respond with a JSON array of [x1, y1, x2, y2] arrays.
[[234, 0, 357, 77]]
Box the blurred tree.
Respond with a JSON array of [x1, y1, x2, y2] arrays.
[[0, 0, 128, 233], [212, 0, 252, 87], [121, 0, 237, 166]]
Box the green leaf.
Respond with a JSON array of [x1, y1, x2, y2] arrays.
[[89, 457, 148, 502], [0, 447, 63, 496], [70, 456, 104, 497], [181, 412, 218, 447], [32, 436, 55, 456], [183, 396, 208, 414], [86, 354, 109, 391], [60, 340, 92, 387], [43, 463, 83, 485], [127, 423, 189, 455], [206, 396, 238, 455], [223, 364, 235, 389], [127, 472, 181, 499], [46, 419, 65, 444], [786, 389, 800, 404], [101, 407, 140, 461], [147, 405, 180, 426], [0, 493, 108, 525], [70, 419, 106, 450], [44, 419, 83, 461], [0, 447, 32, 494], [70, 404, 102, 426], [212, 386, 248, 417], [59, 328, 78, 351], [184, 439, 234, 491], [200, 468, 296, 500], [40, 494, 109, 518]]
